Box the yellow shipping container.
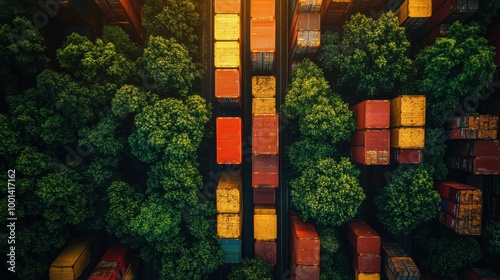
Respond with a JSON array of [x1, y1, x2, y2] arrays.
[[254, 206, 277, 241], [49, 240, 92, 280], [252, 97, 275, 114], [216, 172, 242, 213], [252, 76, 276, 98], [214, 14, 240, 41], [217, 213, 241, 239], [396, 0, 432, 26], [391, 127, 425, 149], [390, 95, 426, 127], [215, 41, 240, 68]]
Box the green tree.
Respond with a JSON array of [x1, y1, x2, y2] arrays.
[[375, 165, 440, 235], [422, 128, 448, 180], [102, 25, 142, 60], [483, 221, 500, 255], [111, 85, 159, 118], [415, 21, 496, 127], [228, 258, 273, 280], [287, 137, 337, 172], [291, 158, 365, 227], [319, 12, 412, 97], [142, 36, 202, 97]]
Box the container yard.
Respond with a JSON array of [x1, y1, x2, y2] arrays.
[[290, 212, 320, 279], [396, 0, 432, 33], [346, 220, 381, 279]]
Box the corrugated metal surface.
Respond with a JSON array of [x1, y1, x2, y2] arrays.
[[392, 149, 422, 164], [390, 127, 425, 148], [214, 42, 240, 68], [252, 76, 276, 98], [255, 241, 277, 266], [251, 52, 275, 73], [290, 13, 321, 43], [446, 156, 500, 175], [217, 213, 241, 238], [253, 187, 277, 204], [254, 206, 277, 241], [437, 181, 482, 204], [217, 117, 242, 164], [345, 220, 381, 255], [215, 69, 241, 109], [252, 114, 279, 154], [215, 0, 240, 14], [353, 253, 381, 273], [251, 0, 275, 18], [220, 239, 241, 263], [447, 140, 500, 157], [216, 172, 241, 213], [252, 154, 279, 187], [352, 147, 390, 165], [351, 100, 391, 129], [214, 14, 240, 41], [50, 240, 92, 280], [294, 265, 320, 280], [352, 130, 390, 150], [290, 212, 320, 266], [251, 18, 276, 52], [438, 210, 481, 235], [390, 95, 426, 127], [252, 98, 276, 114], [298, 0, 322, 12]]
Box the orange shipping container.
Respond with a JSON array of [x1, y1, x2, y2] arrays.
[[217, 118, 242, 164], [290, 212, 320, 266], [290, 13, 321, 43], [251, 18, 276, 52], [251, 0, 275, 18], [215, 0, 240, 14], [215, 69, 241, 109], [253, 114, 279, 154], [252, 154, 279, 187]]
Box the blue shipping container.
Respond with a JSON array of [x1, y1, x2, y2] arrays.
[[220, 239, 241, 264]]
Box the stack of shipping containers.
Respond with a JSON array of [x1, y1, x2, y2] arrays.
[[381, 243, 421, 279], [290, 212, 320, 279], [214, 0, 243, 264], [289, 0, 322, 66], [345, 220, 381, 280], [395, 0, 432, 34], [251, 0, 279, 267], [321, 0, 354, 25], [351, 100, 391, 165], [437, 181, 483, 235], [390, 95, 426, 163]]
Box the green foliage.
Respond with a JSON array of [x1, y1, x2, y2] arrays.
[[291, 158, 364, 227], [319, 12, 412, 97], [375, 165, 440, 235], [15, 146, 53, 176], [102, 25, 142, 60], [78, 112, 125, 157], [0, 114, 21, 157], [287, 137, 337, 172], [228, 258, 273, 280], [483, 221, 500, 255], [106, 181, 144, 239], [415, 224, 483, 278], [422, 128, 448, 180], [415, 21, 496, 127], [473, 0, 500, 34], [142, 36, 202, 97], [111, 85, 158, 118]]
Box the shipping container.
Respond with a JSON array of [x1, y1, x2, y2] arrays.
[[390, 127, 425, 149], [253, 98, 276, 114], [390, 95, 426, 127], [220, 239, 241, 263], [446, 156, 500, 175], [214, 41, 240, 68], [251, 0, 275, 18], [290, 30, 321, 60], [215, 69, 241, 109], [290, 212, 320, 266], [396, 0, 432, 32], [448, 128, 498, 140], [254, 206, 277, 241], [216, 172, 242, 213], [253, 186, 277, 204], [351, 100, 390, 129], [441, 197, 482, 219], [388, 0, 405, 11], [345, 220, 381, 255], [214, 14, 240, 41], [447, 140, 500, 158], [298, 0, 323, 13], [354, 264, 381, 280], [50, 241, 93, 280], [392, 149, 422, 164], [215, 0, 240, 14], [293, 264, 320, 280], [438, 210, 481, 235], [450, 115, 499, 130], [353, 253, 381, 273], [255, 241, 277, 266], [462, 267, 500, 280], [290, 13, 321, 44], [381, 243, 408, 265], [253, 114, 279, 154], [88, 242, 131, 280], [252, 76, 276, 98], [352, 130, 390, 149], [93, 0, 146, 41], [321, 0, 354, 25], [352, 146, 390, 165], [428, 0, 478, 32], [217, 213, 241, 238], [123, 257, 137, 280], [252, 154, 279, 187], [437, 181, 482, 204], [216, 117, 242, 164], [251, 18, 276, 53], [252, 52, 275, 73]]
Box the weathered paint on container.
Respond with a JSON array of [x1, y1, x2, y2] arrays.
[[217, 213, 241, 238], [50, 240, 93, 280], [253, 98, 276, 114], [441, 197, 482, 219], [352, 130, 390, 149], [255, 241, 277, 266], [351, 100, 390, 129], [437, 181, 482, 204], [88, 242, 131, 280], [216, 172, 242, 213], [254, 205, 277, 241], [390, 95, 426, 127], [214, 14, 240, 41], [253, 186, 277, 204], [220, 239, 241, 263], [251, 52, 275, 73], [448, 140, 500, 158], [390, 127, 425, 149], [353, 253, 381, 273], [354, 264, 381, 280], [215, 0, 240, 14], [345, 220, 381, 255], [214, 41, 239, 68], [252, 76, 276, 98], [290, 212, 320, 266], [253, 114, 279, 154], [446, 156, 500, 175], [290, 13, 321, 44], [352, 147, 390, 165], [217, 117, 242, 164], [252, 154, 279, 187], [215, 69, 241, 109], [392, 149, 422, 164]]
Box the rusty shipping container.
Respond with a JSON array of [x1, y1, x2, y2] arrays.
[[252, 114, 279, 154], [390, 95, 426, 127], [215, 69, 241, 109], [450, 115, 499, 130], [254, 206, 277, 241], [290, 13, 321, 43], [345, 220, 381, 255], [253, 97, 276, 114], [253, 186, 277, 204], [390, 127, 425, 149], [252, 154, 279, 187], [447, 140, 500, 158], [88, 242, 131, 280], [215, 0, 240, 14], [290, 212, 320, 266], [438, 210, 481, 235], [252, 76, 276, 98], [214, 14, 240, 41], [214, 41, 240, 68], [352, 253, 381, 273], [291, 264, 320, 280], [448, 128, 498, 140], [217, 213, 242, 238], [381, 243, 408, 264], [290, 30, 321, 60], [255, 241, 277, 266], [216, 172, 242, 213], [385, 256, 421, 280], [396, 0, 432, 32], [392, 149, 422, 164], [446, 156, 500, 175], [216, 117, 242, 164], [352, 147, 390, 165], [437, 181, 482, 204], [251, 0, 275, 18], [441, 197, 482, 219], [352, 130, 390, 150], [351, 100, 391, 129]]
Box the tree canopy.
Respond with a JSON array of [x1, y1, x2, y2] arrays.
[[228, 258, 273, 280]]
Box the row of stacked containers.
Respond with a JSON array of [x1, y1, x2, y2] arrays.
[[350, 96, 426, 165], [214, 0, 244, 264], [290, 212, 320, 279], [289, 0, 321, 67], [251, 0, 279, 269]]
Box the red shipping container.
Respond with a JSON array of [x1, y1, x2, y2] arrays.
[[449, 140, 500, 158], [251, 0, 275, 18], [255, 241, 276, 266], [462, 267, 500, 280], [290, 13, 321, 43], [345, 220, 381, 255], [290, 212, 320, 266], [252, 154, 278, 187], [252, 114, 279, 154], [352, 146, 390, 165], [89, 243, 131, 280], [352, 130, 390, 149], [381, 243, 408, 265], [437, 181, 482, 204], [215, 0, 240, 14], [253, 187, 276, 204], [295, 265, 320, 280], [217, 118, 242, 164], [215, 69, 241, 109], [392, 149, 422, 164], [251, 18, 276, 52], [353, 253, 381, 273], [350, 100, 390, 129]]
